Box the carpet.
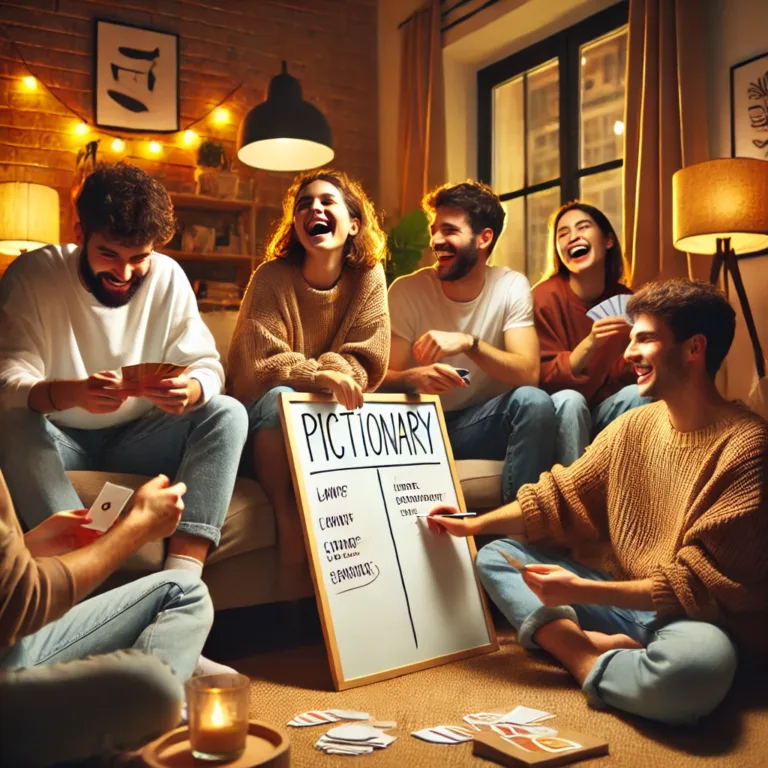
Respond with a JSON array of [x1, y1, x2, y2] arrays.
[[236, 630, 768, 767]]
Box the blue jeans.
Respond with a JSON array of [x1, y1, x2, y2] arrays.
[[444, 387, 556, 503], [0, 396, 248, 546], [0, 571, 213, 765], [245, 385, 295, 434], [477, 539, 738, 724], [551, 385, 650, 466]]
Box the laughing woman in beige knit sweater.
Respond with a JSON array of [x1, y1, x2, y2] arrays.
[[227, 170, 390, 566]]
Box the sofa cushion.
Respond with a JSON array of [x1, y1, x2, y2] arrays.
[[456, 460, 504, 510], [200, 310, 238, 371]]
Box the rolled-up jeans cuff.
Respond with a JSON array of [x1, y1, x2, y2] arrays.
[[175, 521, 221, 548], [581, 648, 620, 710], [517, 605, 580, 649]]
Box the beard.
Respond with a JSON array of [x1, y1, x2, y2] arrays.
[[79, 242, 148, 308], [434, 240, 480, 282]]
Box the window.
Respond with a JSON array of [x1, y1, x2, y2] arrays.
[[478, 2, 628, 282]]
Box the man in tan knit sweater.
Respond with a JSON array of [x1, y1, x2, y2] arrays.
[[429, 280, 767, 725]]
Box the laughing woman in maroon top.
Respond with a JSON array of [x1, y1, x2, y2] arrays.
[[532, 202, 650, 466]]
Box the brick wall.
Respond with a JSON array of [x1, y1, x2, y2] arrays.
[[0, 0, 379, 244]]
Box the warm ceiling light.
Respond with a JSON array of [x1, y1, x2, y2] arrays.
[[183, 129, 198, 145], [148, 141, 162, 154], [613, 120, 625, 136], [22, 76, 37, 90], [237, 61, 334, 172], [111, 138, 126, 153], [213, 108, 229, 125], [74, 122, 89, 135]]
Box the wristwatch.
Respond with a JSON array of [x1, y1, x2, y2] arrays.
[[470, 335, 480, 353]]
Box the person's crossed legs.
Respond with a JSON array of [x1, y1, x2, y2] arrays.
[[0, 395, 248, 565], [476, 539, 738, 725], [445, 387, 557, 504], [0, 570, 213, 766]]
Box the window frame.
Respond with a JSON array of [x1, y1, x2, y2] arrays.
[[477, 1, 629, 208]]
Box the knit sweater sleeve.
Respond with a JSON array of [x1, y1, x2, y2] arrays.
[[533, 288, 591, 394], [226, 264, 322, 403], [316, 265, 390, 391], [0, 471, 76, 648], [517, 423, 613, 544], [650, 429, 768, 623]]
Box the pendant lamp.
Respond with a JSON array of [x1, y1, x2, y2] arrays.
[[237, 61, 334, 172]]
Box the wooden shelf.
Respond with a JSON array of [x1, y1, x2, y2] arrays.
[[164, 248, 253, 263], [169, 192, 255, 212]]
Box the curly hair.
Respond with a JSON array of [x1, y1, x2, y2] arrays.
[[542, 201, 629, 286], [421, 180, 506, 256], [627, 279, 736, 378], [75, 162, 176, 247], [265, 170, 387, 269]]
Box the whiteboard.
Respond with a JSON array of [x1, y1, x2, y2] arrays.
[[280, 393, 498, 690]]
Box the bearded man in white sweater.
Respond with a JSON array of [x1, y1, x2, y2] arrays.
[[0, 163, 248, 584]]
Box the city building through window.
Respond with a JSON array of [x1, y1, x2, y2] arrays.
[[478, 2, 628, 282]]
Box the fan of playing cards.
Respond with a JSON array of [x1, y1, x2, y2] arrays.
[[586, 294, 631, 324], [120, 363, 187, 395]]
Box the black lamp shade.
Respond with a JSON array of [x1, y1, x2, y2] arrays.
[[237, 62, 334, 172]]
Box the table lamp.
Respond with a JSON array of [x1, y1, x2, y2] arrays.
[[672, 158, 768, 381], [0, 182, 60, 275]]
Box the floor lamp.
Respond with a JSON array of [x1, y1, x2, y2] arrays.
[[672, 158, 768, 383]]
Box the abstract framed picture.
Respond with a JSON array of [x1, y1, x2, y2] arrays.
[[731, 52, 768, 159], [94, 19, 180, 133]]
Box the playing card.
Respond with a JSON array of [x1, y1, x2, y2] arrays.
[[464, 712, 503, 726], [120, 363, 187, 394], [496, 548, 526, 571], [325, 709, 370, 721], [287, 710, 340, 727], [411, 726, 474, 744], [83, 482, 134, 532], [325, 724, 382, 742], [498, 706, 555, 725], [587, 295, 632, 324], [586, 302, 609, 321]]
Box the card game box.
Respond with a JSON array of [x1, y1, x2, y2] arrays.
[[473, 727, 608, 767]]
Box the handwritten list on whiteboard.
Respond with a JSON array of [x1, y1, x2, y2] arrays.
[[281, 395, 496, 689]]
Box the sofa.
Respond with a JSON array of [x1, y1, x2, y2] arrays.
[[68, 311, 507, 611]]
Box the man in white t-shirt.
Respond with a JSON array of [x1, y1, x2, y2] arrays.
[[384, 181, 555, 503], [0, 163, 247, 586]]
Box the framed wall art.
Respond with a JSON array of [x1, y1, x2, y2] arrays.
[[731, 51, 768, 159], [94, 19, 180, 133]]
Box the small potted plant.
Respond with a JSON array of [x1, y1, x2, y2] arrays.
[[195, 139, 239, 199]]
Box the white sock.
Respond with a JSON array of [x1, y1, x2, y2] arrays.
[[194, 655, 239, 676], [164, 554, 203, 577]]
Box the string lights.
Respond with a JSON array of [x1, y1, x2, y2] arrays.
[[2, 29, 243, 159]]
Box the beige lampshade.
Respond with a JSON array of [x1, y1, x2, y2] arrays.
[[0, 182, 60, 256], [672, 158, 768, 254]]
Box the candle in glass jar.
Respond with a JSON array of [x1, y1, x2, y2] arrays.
[[193, 696, 248, 756]]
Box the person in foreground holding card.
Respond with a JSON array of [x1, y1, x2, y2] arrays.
[[227, 170, 389, 566], [533, 202, 650, 466], [383, 181, 555, 504], [429, 280, 767, 726], [0, 470, 213, 766], [0, 164, 246, 674]]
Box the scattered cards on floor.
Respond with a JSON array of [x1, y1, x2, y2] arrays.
[[83, 482, 134, 532], [315, 724, 396, 755], [411, 725, 474, 744], [473, 728, 609, 767], [287, 709, 369, 727], [586, 294, 631, 323]]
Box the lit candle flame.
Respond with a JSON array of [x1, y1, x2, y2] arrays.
[[210, 698, 227, 728]]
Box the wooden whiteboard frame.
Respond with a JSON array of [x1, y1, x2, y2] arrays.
[[279, 392, 498, 691]]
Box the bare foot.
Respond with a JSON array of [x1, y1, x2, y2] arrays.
[[584, 631, 643, 653]]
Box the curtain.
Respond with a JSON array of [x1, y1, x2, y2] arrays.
[[623, 0, 711, 286], [397, 0, 445, 217]]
